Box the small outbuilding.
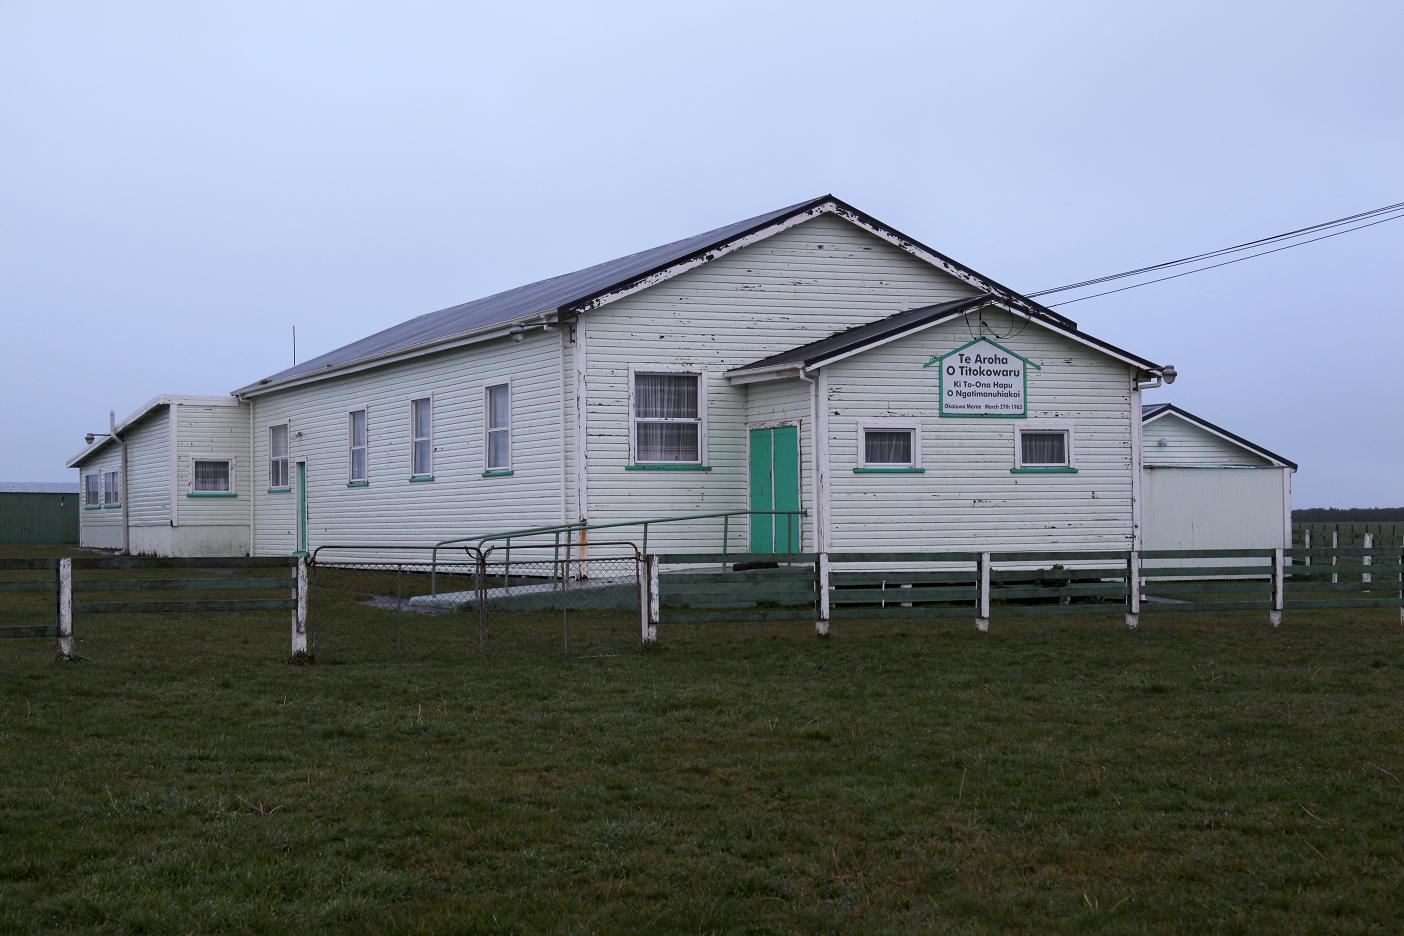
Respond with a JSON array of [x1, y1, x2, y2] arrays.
[[1140, 403, 1296, 551], [0, 482, 80, 545]]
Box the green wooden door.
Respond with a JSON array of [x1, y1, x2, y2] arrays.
[[749, 425, 800, 552]]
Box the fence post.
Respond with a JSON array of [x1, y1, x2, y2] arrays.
[[291, 557, 309, 657], [1304, 528, 1311, 567], [1125, 551, 1140, 630], [816, 553, 831, 637], [57, 557, 73, 658], [1363, 532, 1373, 585], [1331, 529, 1339, 584], [644, 555, 659, 644], [1270, 547, 1284, 628], [976, 552, 990, 633]]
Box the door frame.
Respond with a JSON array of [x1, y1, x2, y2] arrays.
[[746, 420, 803, 552]]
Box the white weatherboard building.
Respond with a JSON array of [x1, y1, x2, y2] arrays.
[[1140, 403, 1295, 553], [68, 195, 1291, 558]]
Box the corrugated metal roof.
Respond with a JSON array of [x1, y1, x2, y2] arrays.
[[0, 481, 80, 494], [245, 196, 830, 390]]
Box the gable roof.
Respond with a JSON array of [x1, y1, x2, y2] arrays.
[[728, 295, 1163, 378], [66, 395, 241, 468], [235, 195, 1080, 396], [1141, 403, 1296, 470]]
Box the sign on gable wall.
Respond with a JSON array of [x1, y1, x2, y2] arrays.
[[925, 338, 1039, 418]]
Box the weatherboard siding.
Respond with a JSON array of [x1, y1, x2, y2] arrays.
[[585, 213, 979, 551], [745, 378, 815, 550], [76, 447, 123, 549], [825, 309, 1136, 552], [175, 404, 251, 528], [124, 410, 170, 529], [251, 327, 568, 558], [1142, 412, 1272, 467]]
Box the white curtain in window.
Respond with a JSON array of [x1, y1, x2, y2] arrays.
[[412, 399, 432, 475], [864, 430, 913, 466], [486, 385, 510, 470], [635, 374, 698, 419], [84, 474, 100, 506], [637, 423, 699, 462], [193, 460, 231, 492], [269, 425, 289, 487], [1021, 431, 1067, 465], [349, 411, 367, 481]]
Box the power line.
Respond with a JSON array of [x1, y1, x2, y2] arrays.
[[1027, 200, 1404, 301], [1042, 211, 1404, 308]]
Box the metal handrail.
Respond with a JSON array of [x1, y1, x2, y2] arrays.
[[429, 509, 806, 595]]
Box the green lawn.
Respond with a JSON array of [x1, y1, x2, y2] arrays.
[[2, 554, 1403, 932]]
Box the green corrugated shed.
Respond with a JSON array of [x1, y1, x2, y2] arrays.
[[0, 483, 80, 545]]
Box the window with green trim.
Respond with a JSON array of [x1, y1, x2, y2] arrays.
[[861, 427, 916, 469], [485, 384, 511, 472], [632, 371, 703, 464], [83, 473, 100, 507], [269, 424, 289, 488], [1017, 429, 1070, 468], [192, 458, 233, 493], [102, 469, 120, 505], [348, 409, 367, 483]]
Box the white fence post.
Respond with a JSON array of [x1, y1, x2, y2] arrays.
[[644, 555, 660, 644], [57, 557, 73, 658], [1304, 528, 1311, 567], [1125, 551, 1140, 630], [976, 552, 990, 633], [816, 553, 831, 637], [1363, 532, 1373, 585], [1270, 547, 1284, 628], [291, 558, 308, 657], [1331, 529, 1339, 584]]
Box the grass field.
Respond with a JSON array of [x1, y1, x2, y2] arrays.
[[3, 552, 1404, 932]]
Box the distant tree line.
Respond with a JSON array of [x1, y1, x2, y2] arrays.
[[1293, 507, 1404, 522]]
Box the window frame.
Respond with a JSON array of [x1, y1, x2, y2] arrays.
[[857, 421, 922, 471], [102, 469, 121, 507], [409, 394, 434, 480], [1013, 425, 1076, 471], [268, 423, 290, 491], [348, 408, 368, 485], [628, 365, 708, 466], [83, 472, 101, 508], [483, 381, 512, 474], [188, 453, 237, 496]]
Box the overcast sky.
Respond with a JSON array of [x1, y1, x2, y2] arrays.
[[2, 1, 1400, 506]]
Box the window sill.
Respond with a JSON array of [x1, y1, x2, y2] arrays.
[[409, 475, 435, 483], [853, 467, 925, 474], [83, 505, 103, 511], [187, 491, 238, 498], [347, 481, 370, 488], [267, 486, 291, 494], [101, 503, 123, 509], [1010, 467, 1079, 474], [625, 464, 712, 471], [481, 470, 514, 478]]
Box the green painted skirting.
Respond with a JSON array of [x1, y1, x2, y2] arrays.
[[853, 467, 925, 474], [1010, 467, 1079, 474], [267, 486, 291, 494], [481, 470, 514, 478], [187, 491, 237, 497], [625, 465, 713, 471], [409, 475, 435, 483], [347, 481, 370, 488]]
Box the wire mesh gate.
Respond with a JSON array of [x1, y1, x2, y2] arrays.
[[308, 543, 643, 664]]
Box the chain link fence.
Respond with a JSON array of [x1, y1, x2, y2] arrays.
[[308, 543, 642, 664]]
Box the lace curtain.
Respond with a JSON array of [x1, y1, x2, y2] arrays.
[[486, 385, 510, 469], [193, 459, 230, 492], [1021, 431, 1067, 466], [864, 430, 912, 466], [635, 374, 700, 462]]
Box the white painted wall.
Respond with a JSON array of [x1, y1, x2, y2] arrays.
[[76, 446, 123, 549], [1142, 466, 1290, 550], [250, 326, 568, 559], [584, 213, 980, 551], [822, 308, 1136, 552]]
